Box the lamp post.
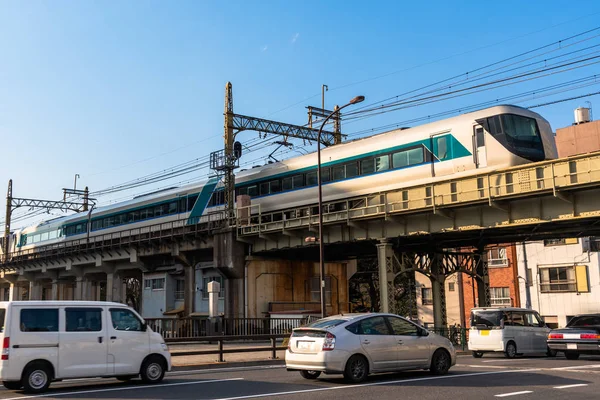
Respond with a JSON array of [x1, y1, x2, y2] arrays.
[[317, 95, 365, 319]]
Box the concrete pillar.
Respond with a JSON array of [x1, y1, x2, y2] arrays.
[[29, 281, 42, 301], [8, 283, 16, 301], [430, 254, 447, 329], [74, 277, 84, 301], [106, 271, 124, 303], [184, 265, 195, 316], [376, 241, 394, 313], [51, 281, 59, 300]]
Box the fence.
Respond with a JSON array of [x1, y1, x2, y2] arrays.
[[430, 327, 469, 351], [146, 316, 318, 339]]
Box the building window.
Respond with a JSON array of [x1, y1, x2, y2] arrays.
[[421, 288, 433, 305], [448, 282, 455, 292], [540, 266, 576, 292], [488, 247, 508, 267], [543, 238, 578, 246], [310, 276, 332, 305], [144, 278, 165, 291], [202, 276, 225, 299], [490, 287, 511, 306], [175, 279, 185, 301]]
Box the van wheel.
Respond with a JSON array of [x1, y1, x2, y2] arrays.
[[472, 351, 484, 358], [2, 381, 22, 390], [141, 356, 166, 384], [300, 370, 321, 379], [505, 342, 517, 359], [430, 349, 451, 375], [22, 363, 51, 393], [344, 355, 369, 383]]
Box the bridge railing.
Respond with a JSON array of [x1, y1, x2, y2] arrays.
[[237, 151, 600, 235]]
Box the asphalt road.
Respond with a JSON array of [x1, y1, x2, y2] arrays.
[[3, 354, 600, 399]]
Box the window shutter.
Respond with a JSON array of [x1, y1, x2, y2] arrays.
[[575, 265, 589, 293]]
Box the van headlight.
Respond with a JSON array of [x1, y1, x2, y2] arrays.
[[161, 343, 169, 351]]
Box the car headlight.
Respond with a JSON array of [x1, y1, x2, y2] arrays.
[[161, 343, 169, 351]]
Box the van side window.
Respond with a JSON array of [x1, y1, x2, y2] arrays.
[[66, 308, 102, 332], [110, 309, 142, 332], [510, 311, 526, 326], [20, 309, 59, 332], [525, 312, 543, 328]]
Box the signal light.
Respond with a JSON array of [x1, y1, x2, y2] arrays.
[[322, 332, 336, 351], [580, 334, 600, 339], [548, 333, 563, 339]]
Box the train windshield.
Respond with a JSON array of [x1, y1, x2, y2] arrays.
[[479, 114, 545, 162]]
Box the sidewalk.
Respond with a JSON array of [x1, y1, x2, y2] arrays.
[[168, 342, 470, 369]]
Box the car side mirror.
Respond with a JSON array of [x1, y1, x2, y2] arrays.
[[141, 323, 147, 332], [419, 328, 429, 337]]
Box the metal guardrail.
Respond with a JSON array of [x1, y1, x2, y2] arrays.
[[166, 334, 288, 363]]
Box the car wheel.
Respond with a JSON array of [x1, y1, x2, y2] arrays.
[[140, 356, 166, 384], [546, 347, 558, 357], [299, 370, 321, 380], [344, 355, 369, 383], [430, 349, 451, 375], [2, 381, 22, 390], [22, 363, 51, 394], [565, 351, 580, 360], [472, 351, 484, 358], [505, 341, 517, 359]]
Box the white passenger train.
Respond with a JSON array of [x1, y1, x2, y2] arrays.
[[0, 105, 557, 259]]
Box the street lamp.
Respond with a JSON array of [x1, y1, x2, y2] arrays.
[[316, 95, 365, 319]]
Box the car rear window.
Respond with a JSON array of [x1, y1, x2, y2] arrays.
[[305, 319, 346, 330], [471, 310, 504, 329], [0, 308, 5, 333], [567, 316, 600, 327]]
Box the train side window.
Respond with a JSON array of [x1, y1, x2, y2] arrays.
[[408, 147, 424, 164], [260, 182, 270, 196], [237, 187, 248, 197], [270, 180, 281, 193], [321, 168, 331, 182], [346, 162, 359, 178], [435, 137, 449, 161], [375, 155, 390, 172], [292, 175, 304, 189], [306, 171, 317, 186], [247, 185, 258, 197], [168, 201, 177, 214], [361, 159, 375, 175], [187, 195, 198, 211], [488, 115, 502, 136], [332, 165, 345, 181], [282, 177, 293, 191]]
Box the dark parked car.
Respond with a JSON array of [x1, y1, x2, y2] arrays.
[[547, 314, 600, 360]]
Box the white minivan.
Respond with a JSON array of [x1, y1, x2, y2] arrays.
[[0, 301, 171, 393], [468, 307, 553, 358]]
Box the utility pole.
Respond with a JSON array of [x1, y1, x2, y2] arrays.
[[322, 85, 328, 111], [3, 180, 12, 262]]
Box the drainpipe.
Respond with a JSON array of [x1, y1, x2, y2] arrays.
[[522, 242, 532, 309], [457, 272, 466, 328], [244, 262, 248, 319]]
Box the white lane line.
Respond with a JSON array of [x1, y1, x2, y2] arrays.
[[2, 377, 243, 400], [554, 383, 589, 389], [551, 364, 600, 370], [483, 359, 532, 363], [494, 391, 533, 397], [213, 369, 541, 400], [456, 364, 508, 369], [1, 365, 282, 389]]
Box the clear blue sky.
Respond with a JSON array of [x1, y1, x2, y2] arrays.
[[1, 0, 600, 227]]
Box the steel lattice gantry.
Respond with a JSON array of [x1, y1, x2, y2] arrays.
[[377, 241, 490, 328]]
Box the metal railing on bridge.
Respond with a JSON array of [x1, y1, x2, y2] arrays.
[[236, 150, 600, 236]]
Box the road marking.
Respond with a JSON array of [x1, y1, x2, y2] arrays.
[[213, 369, 541, 400], [551, 364, 600, 370], [554, 383, 589, 389], [2, 377, 243, 400], [483, 359, 532, 363], [456, 364, 508, 369], [494, 391, 533, 397]]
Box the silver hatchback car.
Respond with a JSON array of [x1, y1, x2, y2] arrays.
[[285, 313, 456, 383]]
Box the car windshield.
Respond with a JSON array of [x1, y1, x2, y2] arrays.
[[567, 316, 600, 327], [471, 310, 504, 329], [306, 318, 347, 330]]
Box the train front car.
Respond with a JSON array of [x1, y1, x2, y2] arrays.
[[473, 105, 557, 166]]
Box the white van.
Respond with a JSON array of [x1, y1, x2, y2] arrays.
[[468, 307, 553, 358], [0, 301, 171, 393]]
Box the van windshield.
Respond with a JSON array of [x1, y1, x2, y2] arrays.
[[0, 308, 5, 333], [471, 310, 504, 329]]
